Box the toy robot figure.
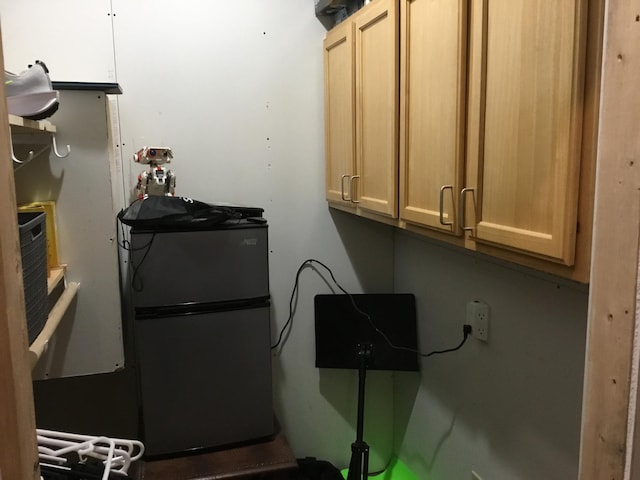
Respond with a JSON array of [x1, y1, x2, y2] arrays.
[[134, 147, 176, 198]]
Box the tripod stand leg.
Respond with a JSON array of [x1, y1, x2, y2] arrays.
[[347, 442, 362, 480], [347, 344, 372, 480], [347, 440, 369, 480], [363, 444, 369, 478]]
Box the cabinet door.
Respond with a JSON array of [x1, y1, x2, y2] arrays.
[[324, 21, 356, 206], [354, 0, 399, 217], [465, 0, 588, 264], [399, 0, 467, 233]]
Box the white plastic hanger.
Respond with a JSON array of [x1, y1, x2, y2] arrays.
[[37, 429, 144, 480]]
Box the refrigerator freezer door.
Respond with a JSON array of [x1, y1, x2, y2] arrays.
[[135, 305, 274, 456], [130, 225, 269, 308]]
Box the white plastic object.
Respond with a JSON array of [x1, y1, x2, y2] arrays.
[[36, 428, 144, 480]]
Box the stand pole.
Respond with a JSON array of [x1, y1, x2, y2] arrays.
[[347, 343, 372, 480]]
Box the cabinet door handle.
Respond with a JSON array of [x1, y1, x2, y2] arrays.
[[459, 187, 476, 232], [439, 185, 454, 227], [341, 174, 351, 201], [349, 175, 361, 203]]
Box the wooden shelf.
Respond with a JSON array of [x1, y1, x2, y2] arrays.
[[8, 114, 56, 134], [29, 267, 79, 370], [47, 266, 65, 295], [9, 114, 62, 169]]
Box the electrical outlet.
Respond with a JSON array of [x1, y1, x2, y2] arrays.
[[467, 300, 489, 342], [471, 471, 484, 480]]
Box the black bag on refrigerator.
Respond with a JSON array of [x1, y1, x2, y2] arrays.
[[117, 196, 241, 230]]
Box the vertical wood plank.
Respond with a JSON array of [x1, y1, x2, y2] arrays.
[[579, 1, 640, 479], [0, 26, 40, 480]]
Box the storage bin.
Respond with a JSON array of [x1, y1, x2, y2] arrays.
[[18, 201, 60, 276], [18, 211, 48, 344]]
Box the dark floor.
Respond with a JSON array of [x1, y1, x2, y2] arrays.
[[132, 442, 345, 480], [34, 371, 344, 480], [132, 431, 299, 480]]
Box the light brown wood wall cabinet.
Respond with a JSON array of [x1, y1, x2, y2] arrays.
[[463, 0, 588, 265], [324, 0, 602, 283], [399, 0, 467, 234], [324, 0, 399, 220], [324, 19, 355, 208]]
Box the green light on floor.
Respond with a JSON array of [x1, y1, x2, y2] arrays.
[[341, 457, 418, 480]]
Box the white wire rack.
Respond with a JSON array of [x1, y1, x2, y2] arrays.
[[37, 429, 145, 480]]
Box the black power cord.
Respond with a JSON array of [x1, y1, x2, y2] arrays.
[[115, 214, 157, 293], [271, 258, 472, 357]]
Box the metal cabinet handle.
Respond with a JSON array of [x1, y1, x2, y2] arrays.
[[341, 174, 351, 201], [349, 175, 361, 203], [459, 187, 475, 232], [439, 185, 454, 226]]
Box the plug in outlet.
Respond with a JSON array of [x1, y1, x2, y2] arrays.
[[467, 300, 489, 342]]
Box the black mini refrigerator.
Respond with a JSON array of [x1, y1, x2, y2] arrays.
[[129, 215, 274, 457]]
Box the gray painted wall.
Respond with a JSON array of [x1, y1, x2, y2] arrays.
[[393, 230, 588, 480], [13, 91, 125, 378]]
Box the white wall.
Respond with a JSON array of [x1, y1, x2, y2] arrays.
[[0, 0, 115, 82], [110, 1, 396, 467], [1, 0, 396, 470], [393, 231, 588, 480]]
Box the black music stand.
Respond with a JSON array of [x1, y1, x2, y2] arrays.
[[314, 294, 419, 480]]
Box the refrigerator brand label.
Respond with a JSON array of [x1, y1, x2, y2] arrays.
[[240, 238, 258, 246]]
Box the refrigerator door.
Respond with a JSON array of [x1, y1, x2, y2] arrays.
[[135, 305, 274, 456], [130, 224, 269, 308]]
